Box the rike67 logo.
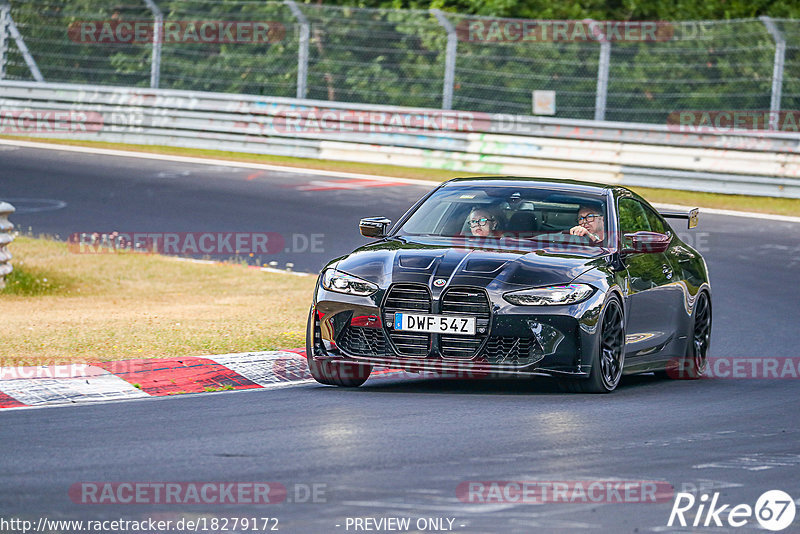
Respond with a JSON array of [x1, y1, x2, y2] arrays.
[[668, 490, 796, 531]]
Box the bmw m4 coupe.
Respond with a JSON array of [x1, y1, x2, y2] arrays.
[[306, 177, 712, 393]]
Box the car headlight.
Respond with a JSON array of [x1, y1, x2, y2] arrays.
[[503, 284, 595, 306], [321, 269, 378, 296]]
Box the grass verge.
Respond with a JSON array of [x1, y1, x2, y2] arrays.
[[1, 236, 316, 367], [2, 135, 799, 217]]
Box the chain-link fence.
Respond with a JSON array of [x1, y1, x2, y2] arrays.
[[2, 0, 800, 125]]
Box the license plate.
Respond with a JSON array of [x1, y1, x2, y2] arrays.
[[394, 313, 476, 335]]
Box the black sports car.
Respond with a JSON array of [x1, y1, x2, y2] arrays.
[[305, 177, 712, 393]]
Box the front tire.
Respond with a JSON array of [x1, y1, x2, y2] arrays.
[[559, 295, 625, 393], [306, 307, 372, 387]]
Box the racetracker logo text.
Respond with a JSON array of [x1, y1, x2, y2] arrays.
[[0, 110, 103, 134], [69, 482, 287, 505], [455, 20, 679, 42], [67, 232, 325, 256], [457, 480, 674, 504], [666, 357, 800, 379], [265, 110, 490, 134], [667, 110, 800, 133], [68, 21, 285, 44]]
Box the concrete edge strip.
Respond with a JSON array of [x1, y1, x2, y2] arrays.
[[0, 350, 429, 410], [0, 350, 312, 409], [1, 138, 797, 224]]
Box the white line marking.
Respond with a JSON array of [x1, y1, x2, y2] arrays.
[[0, 198, 68, 214], [1, 138, 796, 222], [168, 256, 314, 276], [0, 138, 435, 185]]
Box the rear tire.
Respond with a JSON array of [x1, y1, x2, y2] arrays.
[[306, 307, 372, 387], [558, 295, 625, 394]]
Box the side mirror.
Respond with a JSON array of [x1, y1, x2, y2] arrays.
[[359, 217, 392, 238], [622, 231, 671, 254]]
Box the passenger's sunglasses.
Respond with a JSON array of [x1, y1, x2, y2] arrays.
[[468, 217, 494, 228]]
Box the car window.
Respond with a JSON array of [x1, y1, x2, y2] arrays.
[[397, 184, 608, 251]]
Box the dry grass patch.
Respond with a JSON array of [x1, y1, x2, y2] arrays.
[[1, 237, 317, 367]]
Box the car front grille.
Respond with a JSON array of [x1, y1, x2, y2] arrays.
[[439, 287, 491, 360], [383, 284, 431, 357], [483, 336, 544, 367]]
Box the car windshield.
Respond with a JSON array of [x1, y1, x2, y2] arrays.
[[396, 184, 609, 251]]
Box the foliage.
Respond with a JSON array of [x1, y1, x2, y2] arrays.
[[6, 0, 799, 123]]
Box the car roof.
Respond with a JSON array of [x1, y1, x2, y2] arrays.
[[442, 176, 615, 195]]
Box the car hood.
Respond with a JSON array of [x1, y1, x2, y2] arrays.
[[330, 236, 607, 291]]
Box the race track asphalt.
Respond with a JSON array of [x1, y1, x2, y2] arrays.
[[2, 144, 799, 533]]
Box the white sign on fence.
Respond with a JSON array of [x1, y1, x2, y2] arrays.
[[533, 90, 556, 115]]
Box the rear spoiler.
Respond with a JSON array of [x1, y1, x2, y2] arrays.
[[659, 208, 699, 229]]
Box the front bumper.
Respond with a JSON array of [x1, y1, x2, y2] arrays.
[[308, 285, 606, 378]]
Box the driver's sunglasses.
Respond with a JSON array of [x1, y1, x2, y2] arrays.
[[578, 213, 602, 223], [468, 217, 494, 228]]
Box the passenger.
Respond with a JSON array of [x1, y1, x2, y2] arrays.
[[466, 207, 503, 237], [568, 205, 605, 244]]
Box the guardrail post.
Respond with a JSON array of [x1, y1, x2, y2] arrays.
[[143, 0, 162, 89], [0, 2, 8, 80], [586, 19, 610, 122], [0, 201, 15, 289], [761, 16, 785, 131], [432, 9, 456, 110], [285, 0, 309, 100]]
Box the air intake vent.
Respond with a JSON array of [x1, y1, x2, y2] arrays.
[[483, 336, 544, 367], [338, 325, 387, 358]]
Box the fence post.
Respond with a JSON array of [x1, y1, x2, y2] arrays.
[[143, 0, 162, 89], [285, 0, 309, 100], [0, 202, 15, 289], [5, 9, 43, 81], [0, 2, 8, 80], [761, 16, 785, 131], [432, 9, 456, 110], [586, 19, 610, 122]]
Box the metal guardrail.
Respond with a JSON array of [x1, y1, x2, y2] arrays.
[[2, 81, 800, 198], [0, 202, 15, 289]]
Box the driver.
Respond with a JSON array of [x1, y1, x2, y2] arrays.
[[569, 205, 605, 244]]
